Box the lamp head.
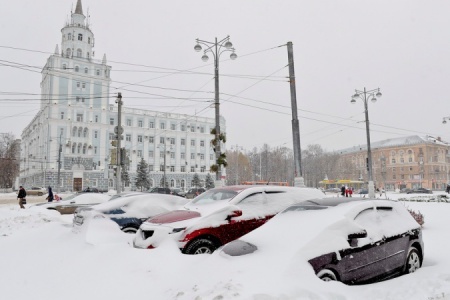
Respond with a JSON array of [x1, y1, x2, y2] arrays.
[[230, 52, 237, 60], [352, 93, 359, 100], [201, 54, 209, 62], [371, 97, 377, 103], [376, 91, 382, 98], [224, 41, 233, 49], [350, 98, 356, 104], [443, 119, 448, 124], [194, 44, 202, 52]]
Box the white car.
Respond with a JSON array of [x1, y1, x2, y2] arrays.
[[133, 185, 325, 253]]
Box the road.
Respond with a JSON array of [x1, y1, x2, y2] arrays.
[[0, 194, 47, 205]]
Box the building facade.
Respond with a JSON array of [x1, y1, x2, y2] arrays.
[[337, 135, 450, 191], [19, 0, 221, 192]]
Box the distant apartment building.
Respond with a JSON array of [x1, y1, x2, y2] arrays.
[[337, 135, 449, 191], [19, 0, 222, 192]]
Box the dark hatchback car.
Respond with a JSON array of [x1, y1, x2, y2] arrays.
[[148, 187, 172, 194], [221, 199, 424, 285], [407, 188, 433, 194], [73, 193, 188, 233]]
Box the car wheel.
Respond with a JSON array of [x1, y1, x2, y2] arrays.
[[405, 247, 421, 274], [122, 227, 138, 234], [317, 269, 338, 282], [38, 192, 43, 196], [184, 238, 217, 255]]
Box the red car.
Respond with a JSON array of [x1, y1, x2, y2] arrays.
[[133, 185, 325, 254]]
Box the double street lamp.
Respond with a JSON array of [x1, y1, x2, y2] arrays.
[[442, 117, 450, 184], [351, 87, 382, 198], [194, 36, 237, 181]]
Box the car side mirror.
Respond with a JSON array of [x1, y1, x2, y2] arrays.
[[226, 210, 243, 221], [348, 230, 367, 247]]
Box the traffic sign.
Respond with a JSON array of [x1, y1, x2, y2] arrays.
[[114, 126, 124, 134]]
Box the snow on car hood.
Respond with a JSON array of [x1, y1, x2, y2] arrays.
[[31, 193, 111, 209]]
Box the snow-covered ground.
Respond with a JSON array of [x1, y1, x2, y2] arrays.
[[1, 192, 450, 300]]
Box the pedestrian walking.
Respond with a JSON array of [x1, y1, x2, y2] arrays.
[[446, 184, 450, 194], [341, 185, 345, 196], [47, 186, 54, 202], [349, 187, 353, 197], [17, 186, 26, 209], [345, 186, 349, 197]]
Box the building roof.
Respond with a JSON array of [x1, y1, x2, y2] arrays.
[[336, 135, 448, 155], [75, 0, 83, 15]]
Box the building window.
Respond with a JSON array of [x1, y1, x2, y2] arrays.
[[200, 127, 204, 133], [84, 67, 88, 74], [96, 69, 100, 76], [126, 134, 131, 142], [109, 118, 114, 125], [201, 166, 206, 172], [88, 37, 91, 44], [75, 66, 79, 72], [137, 150, 142, 157], [77, 49, 82, 58], [181, 125, 186, 131], [170, 138, 175, 145], [160, 165, 164, 171], [137, 135, 143, 143], [72, 144, 75, 154], [200, 140, 205, 147], [191, 166, 195, 172], [391, 158, 396, 164], [66, 48, 71, 58], [160, 122, 166, 129], [138, 120, 143, 127], [60, 112, 64, 119], [94, 147, 97, 154], [126, 119, 132, 126], [68, 33, 72, 40], [191, 153, 195, 159], [94, 131, 98, 138], [170, 166, 175, 172], [181, 153, 185, 159], [191, 139, 195, 146], [181, 166, 186, 172], [62, 64, 66, 70], [160, 152, 165, 158], [83, 128, 88, 137], [109, 133, 114, 140], [200, 154, 205, 160], [190, 126, 195, 132], [76, 114, 83, 122], [149, 121, 154, 128], [149, 136, 154, 143], [160, 137, 165, 144], [171, 123, 176, 130], [149, 150, 154, 157], [181, 139, 185, 146], [82, 144, 87, 154], [210, 154, 214, 160], [78, 34, 83, 41], [170, 152, 175, 159], [95, 115, 98, 122], [82, 83, 86, 90]]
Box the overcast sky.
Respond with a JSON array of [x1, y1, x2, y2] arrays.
[[1, 0, 450, 153]]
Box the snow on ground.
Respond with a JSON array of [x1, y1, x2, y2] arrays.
[[1, 192, 450, 300]]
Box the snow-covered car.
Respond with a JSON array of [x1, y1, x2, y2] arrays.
[[221, 199, 424, 285], [133, 185, 325, 254], [23, 186, 47, 196], [73, 193, 189, 234], [33, 193, 111, 214]]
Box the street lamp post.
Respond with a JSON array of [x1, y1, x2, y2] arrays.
[[351, 87, 382, 198], [441, 117, 450, 185], [194, 36, 237, 182]]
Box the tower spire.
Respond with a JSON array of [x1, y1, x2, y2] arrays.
[[75, 0, 83, 15]]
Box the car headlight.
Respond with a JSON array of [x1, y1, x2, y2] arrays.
[[170, 227, 186, 234]]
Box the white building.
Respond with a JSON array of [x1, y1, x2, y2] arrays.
[[19, 0, 222, 192]]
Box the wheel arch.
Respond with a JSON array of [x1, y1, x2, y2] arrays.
[[182, 234, 222, 253], [409, 242, 423, 265], [317, 268, 340, 281]]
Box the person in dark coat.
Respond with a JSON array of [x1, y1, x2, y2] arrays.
[[17, 186, 26, 209], [341, 185, 345, 196], [446, 184, 450, 194], [47, 186, 54, 202]]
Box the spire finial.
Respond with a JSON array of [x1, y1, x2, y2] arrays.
[[75, 0, 83, 15]]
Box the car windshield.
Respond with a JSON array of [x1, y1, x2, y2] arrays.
[[190, 189, 238, 204]]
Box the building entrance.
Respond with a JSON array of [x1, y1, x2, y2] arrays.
[[73, 178, 82, 192]]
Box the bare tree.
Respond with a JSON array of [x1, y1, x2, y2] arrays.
[[0, 133, 20, 188]]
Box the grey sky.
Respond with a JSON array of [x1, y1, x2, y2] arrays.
[[1, 0, 450, 152]]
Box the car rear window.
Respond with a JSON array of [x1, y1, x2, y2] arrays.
[[191, 189, 238, 204]]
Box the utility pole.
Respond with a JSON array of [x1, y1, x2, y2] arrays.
[[57, 132, 62, 193], [116, 93, 123, 194], [287, 41, 305, 187]]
